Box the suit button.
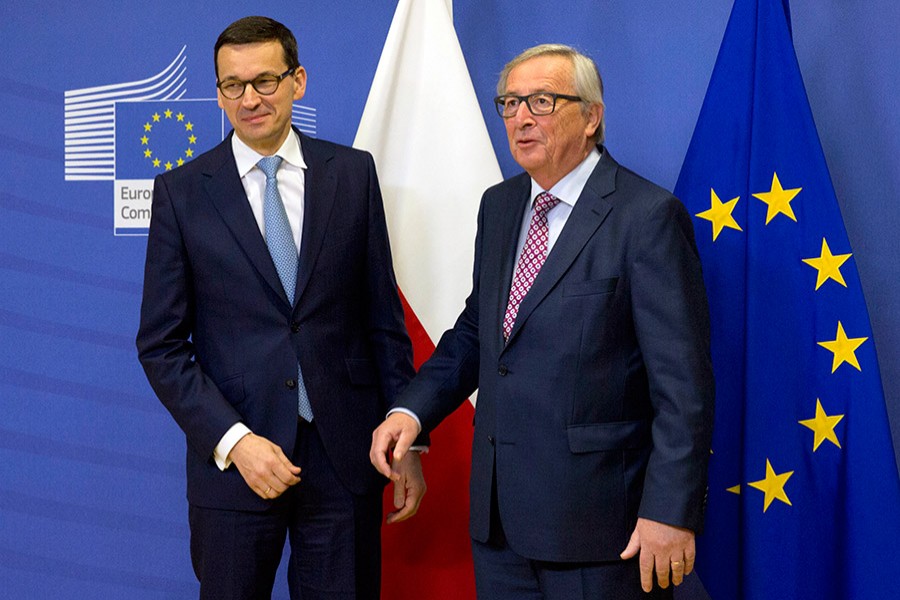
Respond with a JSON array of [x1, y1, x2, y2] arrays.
[[286, 379, 297, 390], [487, 435, 495, 446], [291, 321, 300, 333], [498, 365, 508, 376]]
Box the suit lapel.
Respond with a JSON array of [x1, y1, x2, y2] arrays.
[[294, 134, 337, 309], [504, 150, 618, 347], [204, 135, 290, 305]]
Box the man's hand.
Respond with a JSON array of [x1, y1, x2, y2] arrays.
[[369, 412, 421, 480], [386, 450, 426, 524], [229, 433, 302, 499], [620, 517, 696, 592]]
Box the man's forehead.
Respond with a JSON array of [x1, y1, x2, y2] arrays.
[[506, 55, 573, 92], [217, 41, 286, 74]]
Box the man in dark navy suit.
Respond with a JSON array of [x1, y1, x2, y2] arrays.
[[137, 16, 423, 600], [371, 44, 714, 599]]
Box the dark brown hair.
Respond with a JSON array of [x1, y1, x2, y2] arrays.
[[214, 16, 300, 79]]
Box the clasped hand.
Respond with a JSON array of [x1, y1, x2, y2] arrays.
[[370, 413, 426, 523]]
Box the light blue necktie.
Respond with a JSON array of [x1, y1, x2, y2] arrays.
[[258, 156, 314, 422]]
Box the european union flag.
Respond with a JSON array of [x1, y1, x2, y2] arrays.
[[115, 100, 223, 179], [674, 1, 900, 598]]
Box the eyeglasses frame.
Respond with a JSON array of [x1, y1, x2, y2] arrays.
[[493, 92, 584, 118], [216, 68, 297, 100]]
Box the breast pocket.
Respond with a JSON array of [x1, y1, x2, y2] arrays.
[[321, 223, 363, 249], [562, 277, 618, 297]]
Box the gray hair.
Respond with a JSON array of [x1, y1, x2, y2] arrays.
[[497, 44, 605, 143]]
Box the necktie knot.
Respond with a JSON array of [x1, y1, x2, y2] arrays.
[[533, 192, 561, 217], [257, 155, 283, 180]]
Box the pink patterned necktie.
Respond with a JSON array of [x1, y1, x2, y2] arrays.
[[503, 192, 561, 341]]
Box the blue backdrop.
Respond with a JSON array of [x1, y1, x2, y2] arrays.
[[1, 2, 897, 598]]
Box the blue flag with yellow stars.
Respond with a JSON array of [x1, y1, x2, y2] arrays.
[[115, 100, 223, 179], [674, 1, 900, 598]]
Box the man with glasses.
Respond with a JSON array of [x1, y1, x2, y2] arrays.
[[371, 44, 714, 599], [137, 16, 423, 599]]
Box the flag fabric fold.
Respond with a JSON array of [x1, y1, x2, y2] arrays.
[[353, 1, 502, 598], [674, 1, 900, 598]]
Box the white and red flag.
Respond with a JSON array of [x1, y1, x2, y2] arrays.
[[353, 0, 502, 597]]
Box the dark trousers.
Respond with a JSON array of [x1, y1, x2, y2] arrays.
[[188, 420, 382, 600], [472, 472, 672, 600]]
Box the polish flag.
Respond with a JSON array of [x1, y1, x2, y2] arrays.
[[353, 0, 502, 597]]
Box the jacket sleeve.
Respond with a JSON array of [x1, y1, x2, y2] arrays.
[[136, 174, 243, 459], [631, 194, 715, 532], [361, 153, 416, 409]]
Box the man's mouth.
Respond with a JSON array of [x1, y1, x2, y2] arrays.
[[242, 112, 269, 124]]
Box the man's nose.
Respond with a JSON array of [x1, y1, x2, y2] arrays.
[[511, 103, 535, 126], [241, 85, 262, 108]]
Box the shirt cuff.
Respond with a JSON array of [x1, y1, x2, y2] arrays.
[[213, 423, 252, 471], [387, 408, 428, 453], [387, 407, 422, 433]]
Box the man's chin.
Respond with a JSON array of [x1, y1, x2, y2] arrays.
[[512, 152, 546, 174]]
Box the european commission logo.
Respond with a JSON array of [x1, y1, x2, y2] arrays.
[[64, 47, 317, 236]]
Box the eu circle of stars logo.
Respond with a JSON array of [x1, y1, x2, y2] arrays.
[[139, 108, 198, 171]]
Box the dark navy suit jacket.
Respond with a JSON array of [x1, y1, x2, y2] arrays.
[[396, 148, 715, 562], [137, 130, 413, 511]]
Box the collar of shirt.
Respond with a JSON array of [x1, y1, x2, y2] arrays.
[[231, 129, 307, 176], [529, 146, 602, 209], [231, 130, 307, 250], [513, 146, 602, 264]]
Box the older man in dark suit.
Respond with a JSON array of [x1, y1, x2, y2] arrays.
[[371, 44, 714, 599], [137, 16, 423, 600]]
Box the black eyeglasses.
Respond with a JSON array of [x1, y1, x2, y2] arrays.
[[494, 92, 583, 118], [217, 68, 296, 100]]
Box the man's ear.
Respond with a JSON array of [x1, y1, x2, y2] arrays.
[[292, 66, 308, 102]]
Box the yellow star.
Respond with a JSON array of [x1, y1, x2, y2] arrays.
[[726, 485, 741, 495], [140, 135, 149, 145], [802, 238, 851, 291], [748, 459, 793, 512], [153, 158, 161, 167], [152, 112, 161, 122], [185, 148, 194, 158], [177, 158, 185, 166], [165, 161, 173, 170], [818, 321, 867, 373], [176, 112, 185, 121], [185, 122, 194, 131], [752, 172, 801, 225], [143, 122, 152, 132], [799, 399, 844, 451], [188, 134, 197, 144], [143, 149, 152, 158], [164, 109, 173, 119], [695, 188, 742, 241]]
